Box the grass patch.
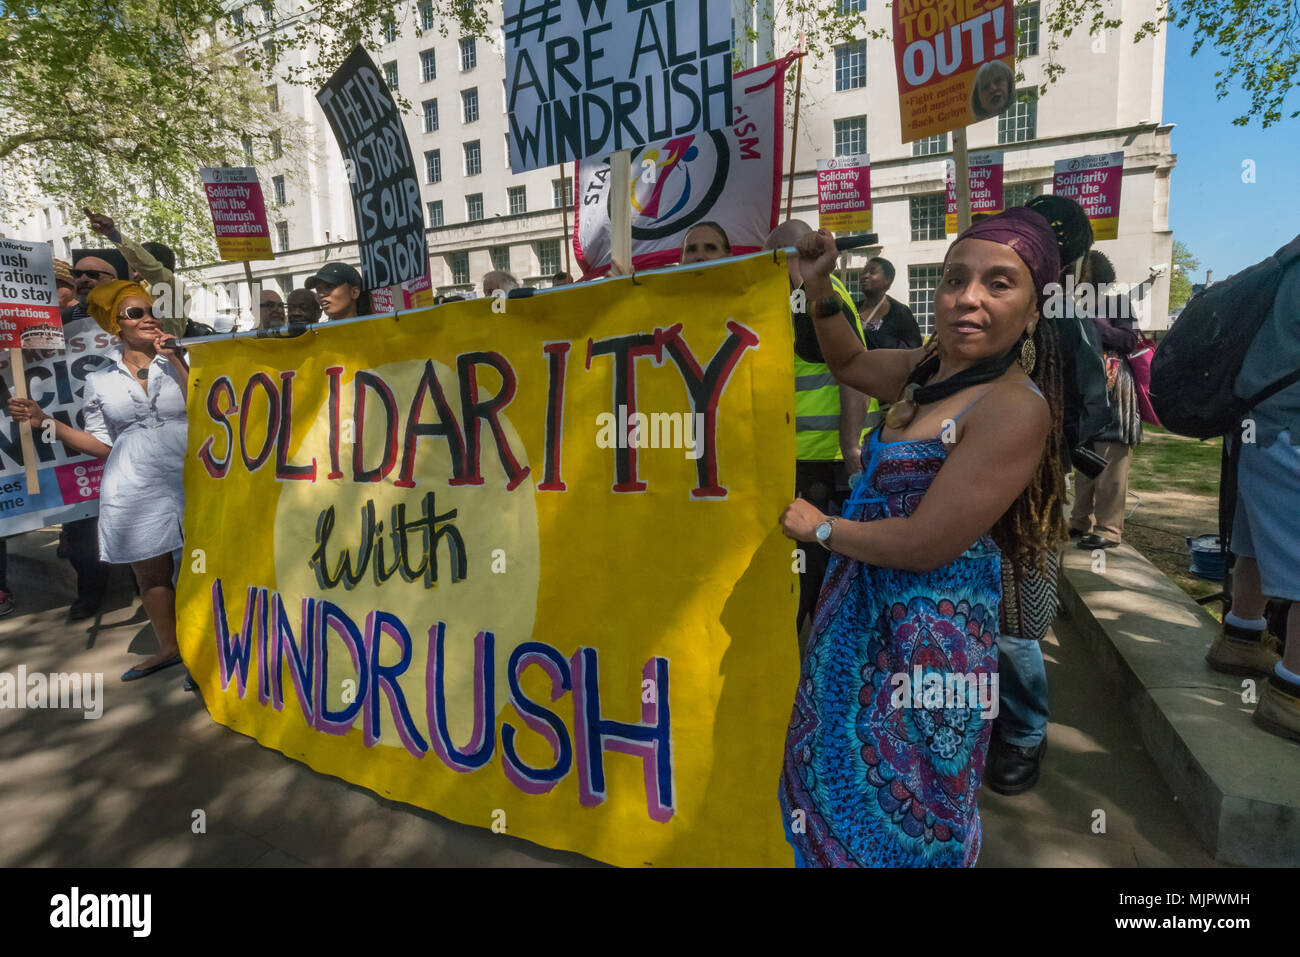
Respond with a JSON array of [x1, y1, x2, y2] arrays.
[[1128, 426, 1221, 496], [1121, 425, 1225, 610]]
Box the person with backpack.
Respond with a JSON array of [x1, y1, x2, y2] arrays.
[[1197, 240, 1300, 741]]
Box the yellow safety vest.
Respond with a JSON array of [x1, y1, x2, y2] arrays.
[[794, 275, 881, 461]]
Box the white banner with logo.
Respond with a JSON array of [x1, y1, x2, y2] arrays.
[[573, 54, 793, 278]]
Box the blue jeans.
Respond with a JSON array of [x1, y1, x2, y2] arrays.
[[995, 635, 1049, 747]]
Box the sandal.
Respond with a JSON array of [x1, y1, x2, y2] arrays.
[[122, 654, 184, 682]]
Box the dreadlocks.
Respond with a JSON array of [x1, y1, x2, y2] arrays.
[[990, 313, 1069, 569]]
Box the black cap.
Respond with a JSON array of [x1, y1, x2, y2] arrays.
[[71, 248, 130, 280], [305, 262, 364, 292]]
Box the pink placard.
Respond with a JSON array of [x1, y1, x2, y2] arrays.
[[54, 461, 103, 505]]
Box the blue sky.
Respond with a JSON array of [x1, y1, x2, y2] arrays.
[[1163, 21, 1299, 279]]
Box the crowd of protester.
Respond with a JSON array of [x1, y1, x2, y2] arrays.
[[4, 197, 1296, 869]]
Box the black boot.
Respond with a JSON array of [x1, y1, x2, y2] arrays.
[[986, 737, 1046, 795]]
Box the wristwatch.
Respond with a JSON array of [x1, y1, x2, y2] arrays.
[[812, 295, 843, 319], [815, 516, 838, 550]]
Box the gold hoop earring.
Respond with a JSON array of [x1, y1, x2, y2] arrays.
[[1019, 332, 1037, 375]]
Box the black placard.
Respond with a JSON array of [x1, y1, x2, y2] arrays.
[[316, 45, 428, 290]]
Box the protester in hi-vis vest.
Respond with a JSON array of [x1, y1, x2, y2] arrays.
[[765, 220, 878, 646]]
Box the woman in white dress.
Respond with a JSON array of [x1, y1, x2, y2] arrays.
[[9, 280, 189, 681]]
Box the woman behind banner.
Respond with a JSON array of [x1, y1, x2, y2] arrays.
[[8, 281, 189, 682], [778, 210, 1068, 867]]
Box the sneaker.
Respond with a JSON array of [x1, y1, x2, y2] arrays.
[[1253, 670, 1300, 743], [1206, 621, 1281, 677], [0, 590, 13, 617]]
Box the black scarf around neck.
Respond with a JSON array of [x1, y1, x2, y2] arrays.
[[906, 340, 1023, 406]]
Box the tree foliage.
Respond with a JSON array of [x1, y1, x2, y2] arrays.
[[1169, 239, 1201, 311]]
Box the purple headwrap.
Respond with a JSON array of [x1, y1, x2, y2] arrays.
[[948, 207, 1062, 312]]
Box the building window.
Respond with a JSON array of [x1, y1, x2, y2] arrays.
[[998, 89, 1038, 144], [508, 186, 527, 215], [462, 88, 479, 123], [262, 39, 275, 63], [834, 40, 866, 91], [425, 149, 442, 184], [460, 37, 477, 71], [1004, 181, 1040, 208], [466, 193, 484, 222], [242, 135, 254, 162], [427, 200, 444, 227], [422, 98, 439, 133], [912, 133, 948, 156], [843, 268, 863, 302], [910, 194, 946, 241], [383, 61, 398, 91], [42, 208, 52, 229], [552, 178, 573, 208], [419, 1, 434, 31], [272, 175, 286, 206], [464, 140, 481, 176], [909, 264, 944, 336], [267, 84, 279, 111], [270, 131, 282, 159], [276, 221, 290, 253], [490, 246, 510, 272], [421, 50, 436, 83], [834, 116, 867, 157], [448, 250, 469, 285], [1016, 3, 1040, 58], [383, 21, 397, 44], [536, 240, 561, 276], [838, 0, 866, 11], [233, 8, 244, 27]]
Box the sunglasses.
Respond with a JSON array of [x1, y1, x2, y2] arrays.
[[73, 268, 114, 280], [117, 306, 152, 321]]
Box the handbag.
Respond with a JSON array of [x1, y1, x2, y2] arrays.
[[1128, 334, 1160, 426], [999, 550, 1062, 642]]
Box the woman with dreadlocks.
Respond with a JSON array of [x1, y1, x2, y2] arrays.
[[777, 208, 1068, 867]]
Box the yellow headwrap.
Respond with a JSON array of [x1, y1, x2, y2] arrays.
[[87, 280, 153, 336]]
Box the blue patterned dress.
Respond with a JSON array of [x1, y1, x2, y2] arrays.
[[780, 431, 1002, 867]]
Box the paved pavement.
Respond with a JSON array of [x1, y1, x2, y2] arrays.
[[0, 527, 1214, 867]]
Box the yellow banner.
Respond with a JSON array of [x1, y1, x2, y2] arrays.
[[214, 235, 274, 262], [177, 255, 800, 867]]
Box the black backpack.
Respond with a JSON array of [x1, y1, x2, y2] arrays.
[[1150, 234, 1300, 439]]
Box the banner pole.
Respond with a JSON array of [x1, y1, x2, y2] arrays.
[[785, 50, 805, 219], [609, 149, 632, 274], [560, 164, 572, 278], [9, 348, 39, 494], [954, 127, 972, 233], [243, 261, 258, 329]]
